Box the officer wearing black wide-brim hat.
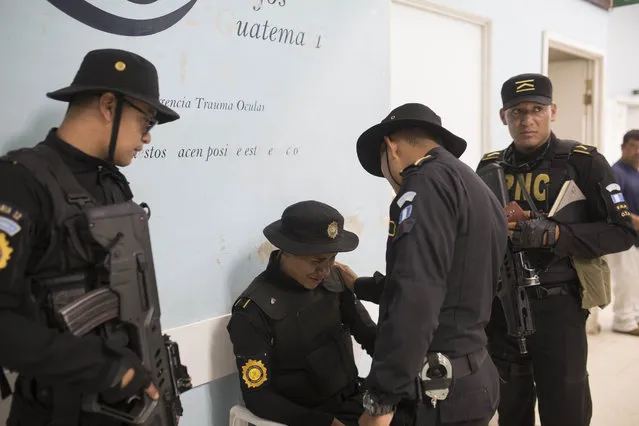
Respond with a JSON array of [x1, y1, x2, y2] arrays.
[[334, 103, 508, 426], [476, 73, 635, 426], [227, 200, 377, 426], [0, 49, 179, 425]]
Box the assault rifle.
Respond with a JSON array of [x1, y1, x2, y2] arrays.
[[477, 163, 541, 355], [55, 201, 192, 425]]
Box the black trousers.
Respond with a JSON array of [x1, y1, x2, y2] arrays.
[[486, 291, 592, 426], [391, 355, 500, 426]]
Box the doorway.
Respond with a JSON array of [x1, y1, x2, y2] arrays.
[[606, 96, 639, 162], [542, 32, 605, 148], [390, 0, 492, 170]]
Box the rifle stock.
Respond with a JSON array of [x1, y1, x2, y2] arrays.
[[60, 201, 191, 425], [477, 162, 540, 355]]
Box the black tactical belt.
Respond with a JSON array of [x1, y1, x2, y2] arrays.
[[527, 283, 579, 300], [447, 347, 488, 379]]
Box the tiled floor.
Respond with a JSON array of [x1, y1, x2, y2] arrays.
[[489, 306, 639, 426]]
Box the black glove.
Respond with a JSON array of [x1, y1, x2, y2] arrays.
[[511, 217, 558, 251], [101, 346, 152, 404]]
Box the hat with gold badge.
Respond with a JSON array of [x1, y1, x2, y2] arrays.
[[501, 73, 553, 110], [263, 201, 359, 256], [47, 48, 179, 124]]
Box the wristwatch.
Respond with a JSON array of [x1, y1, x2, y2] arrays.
[[362, 391, 395, 416]]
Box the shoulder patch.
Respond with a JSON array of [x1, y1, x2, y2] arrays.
[[481, 151, 503, 162], [398, 204, 413, 224], [572, 144, 596, 156], [233, 297, 252, 310], [0, 202, 24, 271], [0, 216, 21, 237], [0, 233, 13, 270], [239, 357, 268, 390], [396, 191, 417, 208], [0, 203, 24, 225]]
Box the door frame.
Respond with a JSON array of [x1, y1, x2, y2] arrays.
[[542, 31, 605, 148], [392, 0, 493, 154], [607, 95, 639, 159]]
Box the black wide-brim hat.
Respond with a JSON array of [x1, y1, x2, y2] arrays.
[[356, 103, 467, 177], [263, 200, 359, 256], [46, 48, 179, 124]]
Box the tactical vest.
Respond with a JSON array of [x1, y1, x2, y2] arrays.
[[478, 138, 593, 282], [2, 143, 128, 324], [238, 267, 359, 407]]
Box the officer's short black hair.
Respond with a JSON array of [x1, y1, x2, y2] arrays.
[[65, 93, 102, 114], [622, 129, 639, 145], [388, 126, 442, 146]]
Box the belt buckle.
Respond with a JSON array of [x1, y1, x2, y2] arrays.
[[419, 352, 453, 406]]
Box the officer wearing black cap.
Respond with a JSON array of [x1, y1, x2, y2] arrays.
[[0, 49, 179, 425], [226, 200, 377, 426], [476, 73, 636, 426], [335, 103, 508, 426]]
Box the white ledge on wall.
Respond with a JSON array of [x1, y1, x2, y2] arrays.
[[165, 314, 236, 388]]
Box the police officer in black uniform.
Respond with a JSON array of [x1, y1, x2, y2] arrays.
[[226, 200, 378, 426], [476, 73, 637, 426], [0, 48, 180, 425], [335, 103, 508, 426]]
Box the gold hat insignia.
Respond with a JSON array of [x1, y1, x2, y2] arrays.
[[327, 221, 339, 239], [114, 61, 127, 72], [515, 79, 535, 93]]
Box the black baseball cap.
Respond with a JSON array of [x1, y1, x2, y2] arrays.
[[501, 73, 553, 110]]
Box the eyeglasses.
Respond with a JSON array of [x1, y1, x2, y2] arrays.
[[123, 98, 158, 135]]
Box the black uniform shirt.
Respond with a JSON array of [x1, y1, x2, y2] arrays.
[[356, 147, 508, 406], [0, 128, 133, 393], [227, 255, 377, 426], [480, 135, 636, 283]]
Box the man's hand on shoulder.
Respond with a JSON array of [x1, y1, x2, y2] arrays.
[[334, 262, 358, 290]]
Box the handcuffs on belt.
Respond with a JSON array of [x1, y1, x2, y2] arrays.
[[419, 352, 453, 408]]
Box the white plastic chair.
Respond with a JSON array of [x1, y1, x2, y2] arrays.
[[229, 405, 287, 426]]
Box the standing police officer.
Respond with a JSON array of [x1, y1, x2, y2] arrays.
[[476, 73, 636, 426], [336, 103, 508, 426], [0, 48, 180, 425]]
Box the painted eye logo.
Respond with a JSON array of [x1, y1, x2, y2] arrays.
[[47, 0, 198, 36]]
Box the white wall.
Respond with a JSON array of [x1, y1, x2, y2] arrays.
[[607, 4, 639, 99], [425, 0, 610, 152], [603, 4, 639, 163], [0, 1, 390, 426]]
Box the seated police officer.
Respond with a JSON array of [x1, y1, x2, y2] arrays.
[[0, 49, 179, 425], [227, 200, 377, 426], [476, 73, 636, 426]]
